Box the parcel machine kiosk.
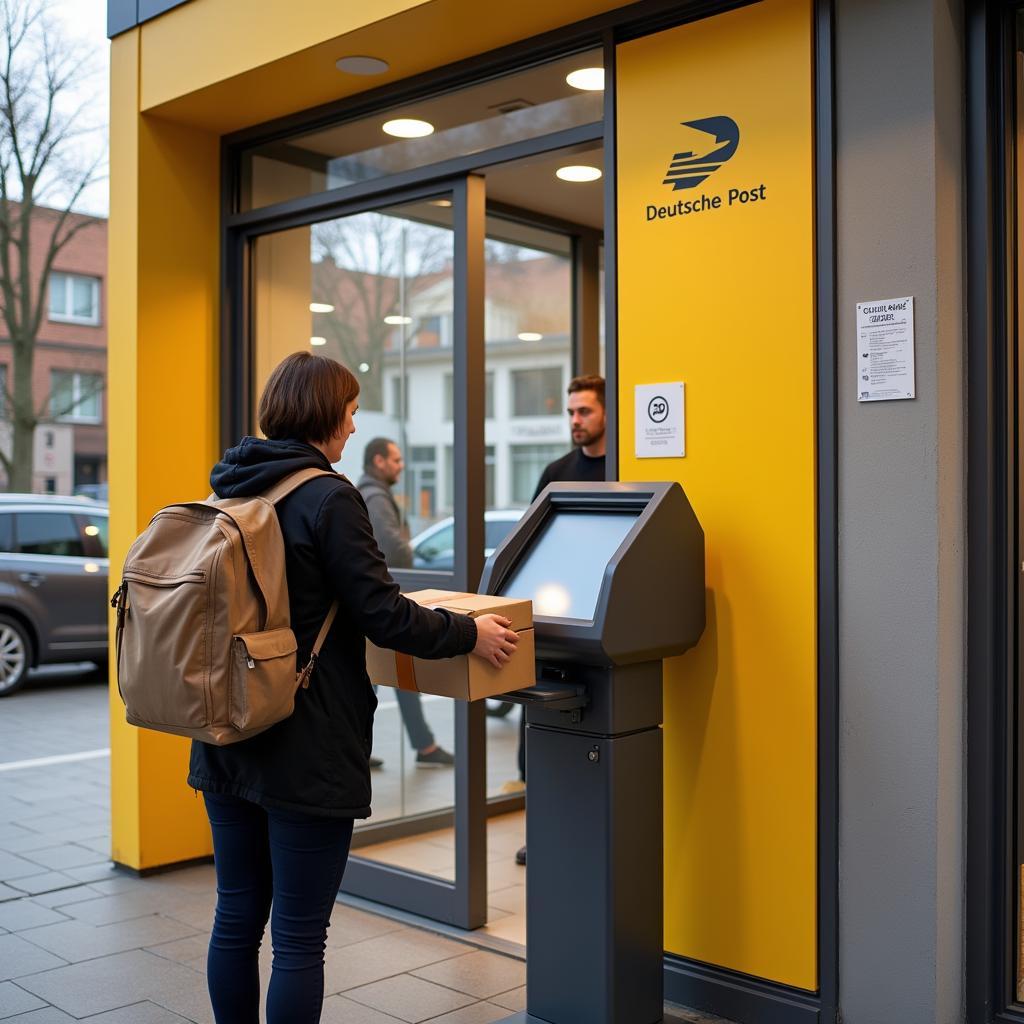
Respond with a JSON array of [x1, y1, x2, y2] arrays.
[[479, 482, 705, 1024]]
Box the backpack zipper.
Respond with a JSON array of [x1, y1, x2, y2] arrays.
[[235, 636, 255, 669]]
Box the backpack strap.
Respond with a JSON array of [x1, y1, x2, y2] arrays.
[[264, 467, 343, 688], [298, 601, 339, 690], [263, 466, 346, 505]]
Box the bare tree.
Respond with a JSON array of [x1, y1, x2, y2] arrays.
[[0, 0, 103, 491], [311, 212, 450, 410]]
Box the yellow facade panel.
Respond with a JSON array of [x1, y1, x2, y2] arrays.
[[109, 30, 223, 870], [616, 0, 817, 989], [139, 0, 626, 134]]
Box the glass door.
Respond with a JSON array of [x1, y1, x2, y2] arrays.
[[244, 178, 490, 928]]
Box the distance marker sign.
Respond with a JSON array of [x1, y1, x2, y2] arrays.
[[635, 382, 685, 458]]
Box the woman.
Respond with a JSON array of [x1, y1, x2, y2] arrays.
[[187, 351, 518, 1023]]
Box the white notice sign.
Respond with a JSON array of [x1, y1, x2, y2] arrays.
[[635, 382, 685, 458], [856, 296, 915, 402]]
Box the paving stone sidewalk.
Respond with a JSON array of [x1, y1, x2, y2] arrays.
[[0, 674, 729, 1023]]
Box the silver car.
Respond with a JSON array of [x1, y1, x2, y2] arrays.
[[0, 495, 109, 696]]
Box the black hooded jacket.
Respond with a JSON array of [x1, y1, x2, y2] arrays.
[[187, 437, 477, 818]]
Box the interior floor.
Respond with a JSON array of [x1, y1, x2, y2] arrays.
[[356, 810, 528, 947]]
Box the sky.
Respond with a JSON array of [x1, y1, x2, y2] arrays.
[[45, 0, 110, 216]]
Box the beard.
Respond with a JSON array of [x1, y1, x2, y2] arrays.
[[572, 425, 604, 448]]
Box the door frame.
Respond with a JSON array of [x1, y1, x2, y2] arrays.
[[218, 5, 839, 1021]]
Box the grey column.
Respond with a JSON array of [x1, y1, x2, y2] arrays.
[[835, 1, 965, 1022]]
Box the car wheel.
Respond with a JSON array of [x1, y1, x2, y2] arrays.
[[0, 616, 30, 697]]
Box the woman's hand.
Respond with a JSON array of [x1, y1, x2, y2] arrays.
[[472, 614, 519, 669]]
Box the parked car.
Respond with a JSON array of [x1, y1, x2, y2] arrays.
[[0, 494, 108, 696], [410, 509, 524, 572]]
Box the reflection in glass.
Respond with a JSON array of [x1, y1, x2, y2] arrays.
[[482, 216, 572, 568], [251, 199, 458, 844]]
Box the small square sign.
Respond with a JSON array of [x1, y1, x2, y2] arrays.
[[635, 382, 685, 458]]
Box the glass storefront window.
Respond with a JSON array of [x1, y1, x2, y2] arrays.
[[251, 196, 460, 834], [239, 50, 603, 211], [484, 216, 572, 517], [251, 196, 456, 557]]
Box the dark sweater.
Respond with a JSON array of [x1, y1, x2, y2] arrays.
[[187, 437, 477, 818], [533, 447, 607, 500]]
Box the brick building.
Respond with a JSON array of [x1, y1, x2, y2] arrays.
[[0, 205, 107, 496]]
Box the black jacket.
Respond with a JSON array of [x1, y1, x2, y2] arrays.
[[533, 447, 606, 500], [187, 437, 477, 818]]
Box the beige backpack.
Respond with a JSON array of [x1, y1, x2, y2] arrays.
[[112, 467, 339, 746]]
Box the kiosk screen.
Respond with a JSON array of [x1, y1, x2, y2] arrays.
[[499, 511, 639, 621]]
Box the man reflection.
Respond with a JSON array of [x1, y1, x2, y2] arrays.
[[358, 438, 455, 769], [512, 375, 607, 865]]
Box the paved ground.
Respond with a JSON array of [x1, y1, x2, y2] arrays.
[[0, 669, 731, 1023]]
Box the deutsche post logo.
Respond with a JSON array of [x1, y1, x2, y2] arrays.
[[663, 116, 740, 191]]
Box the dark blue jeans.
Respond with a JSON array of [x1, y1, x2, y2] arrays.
[[203, 792, 354, 1024]]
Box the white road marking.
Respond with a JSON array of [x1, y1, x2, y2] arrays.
[[0, 748, 110, 772]]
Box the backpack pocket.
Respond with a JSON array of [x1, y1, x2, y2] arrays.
[[119, 568, 211, 729], [230, 628, 299, 733]]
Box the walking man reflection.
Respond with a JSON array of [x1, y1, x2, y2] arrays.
[[359, 438, 455, 768]]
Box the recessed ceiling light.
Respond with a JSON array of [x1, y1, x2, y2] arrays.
[[309, 302, 334, 313], [310, 336, 327, 346], [358, 362, 371, 373], [430, 199, 452, 207], [84, 525, 99, 537], [384, 315, 413, 325], [566, 67, 605, 91], [383, 118, 434, 139], [336, 55, 390, 76], [518, 332, 543, 342], [556, 165, 602, 183]]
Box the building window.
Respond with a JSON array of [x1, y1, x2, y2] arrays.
[[50, 371, 103, 424], [444, 371, 494, 421], [445, 444, 495, 510], [49, 272, 101, 325], [510, 443, 566, 505], [511, 367, 563, 417]]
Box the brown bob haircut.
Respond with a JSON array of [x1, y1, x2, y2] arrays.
[[567, 374, 605, 407], [258, 352, 360, 444]]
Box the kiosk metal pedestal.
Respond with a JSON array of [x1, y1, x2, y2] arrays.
[[478, 482, 705, 1024]]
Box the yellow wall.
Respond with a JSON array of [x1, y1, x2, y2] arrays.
[[616, 0, 817, 989], [109, 29, 222, 869], [138, 0, 629, 134]]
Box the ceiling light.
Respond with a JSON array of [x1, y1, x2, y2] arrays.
[[310, 336, 327, 346], [336, 55, 390, 76], [518, 332, 543, 342], [430, 199, 452, 207], [84, 563, 99, 574], [566, 67, 605, 91], [384, 315, 413, 325], [556, 165, 602, 183], [84, 525, 99, 537], [309, 302, 334, 313], [358, 362, 371, 373], [383, 118, 434, 139]]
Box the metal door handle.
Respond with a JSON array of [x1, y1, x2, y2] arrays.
[[18, 572, 44, 587]]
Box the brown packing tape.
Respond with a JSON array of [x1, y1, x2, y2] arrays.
[[395, 652, 419, 692]]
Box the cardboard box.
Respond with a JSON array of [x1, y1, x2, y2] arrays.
[[366, 589, 534, 701]]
